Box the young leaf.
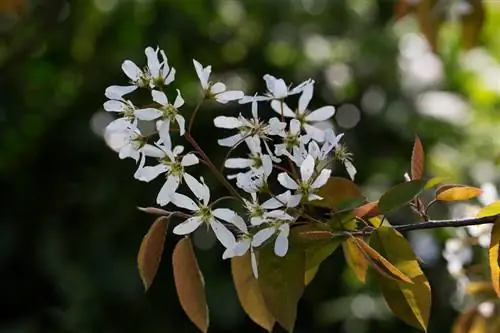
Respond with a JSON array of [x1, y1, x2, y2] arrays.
[[343, 238, 369, 283], [460, 0, 484, 50], [411, 135, 424, 180], [378, 180, 427, 214], [351, 237, 413, 284], [488, 218, 500, 297], [258, 244, 305, 333], [137, 216, 169, 291], [436, 186, 482, 202], [172, 237, 209, 333], [311, 177, 363, 209], [353, 201, 379, 218], [424, 176, 448, 189], [231, 253, 275, 332], [371, 227, 431, 332], [477, 201, 500, 218]]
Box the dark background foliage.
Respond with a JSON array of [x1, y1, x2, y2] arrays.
[[1, 0, 499, 332]]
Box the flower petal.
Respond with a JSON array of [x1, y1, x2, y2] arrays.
[[135, 164, 169, 182], [103, 100, 126, 113], [193, 59, 210, 89], [213, 116, 242, 129], [251, 249, 259, 278], [181, 153, 199, 167], [122, 60, 142, 81], [170, 192, 198, 211], [135, 108, 162, 121], [174, 115, 186, 136], [215, 90, 244, 103], [311, 168, 331, 189], [304, 124, 325, 142], [151, 90, 168, 106], [173, 217, 203, 235], [157, 176, 181, 206], [345, 160, 357, 180], [261, 190, 290, 209], [225, 158, 253, 169], [298, 83, 313, 114], [213, 208, 247, 233], [105, 85, 136, 100], [277, 172, 299, 190], [274, 224, 290, 257], [173, 90, 185, 108], [252, 227, 275, 247], [157, 120, 171, 148], [287, 194, 302, 207], [300, 155, 315, 183], [183, 173, 207, 203], [270, 100, 295, 118], [211, 219, 236, 249], [306, 106, 335, 122], [211, 82, 226, 94], [218, 133, 245, 147]]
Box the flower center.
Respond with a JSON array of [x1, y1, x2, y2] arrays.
[[160, 104, 178, 121], [197, 205, 213, 223]]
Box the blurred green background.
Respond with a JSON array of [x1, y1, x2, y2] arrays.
[[1, 0, 500, 332]]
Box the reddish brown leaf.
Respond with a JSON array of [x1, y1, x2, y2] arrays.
[[299, 230, 335, 241], [353, 201, 379, 218], [460, 0, 485, 50], [415, 0, 443, 53], [172, 237, 209, 333], [394, 0, 413, 21], [137, 216, 169, 291], [452, 306, 478, 333], [411, 135, 424, 180]]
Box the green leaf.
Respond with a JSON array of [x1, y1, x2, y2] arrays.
[[172, 237, 209, 333], [231, 253, 275, 332], [371, 227, 431, 332], [436, 186, 482, 202], [311, 177, 363, 209], [411, 135, 424, 180], [137, 216, 169, 291], [488, 218, 500, 297], [378, 180, 427, 214], [343, 238, 368, 283], [477, 201, 500, 218], [424, 176, 448, 189], [258, 244, 305, 333]]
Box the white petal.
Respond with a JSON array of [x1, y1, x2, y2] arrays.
[[151, 90, 168, 106], [311, 169, 331, 189], [211, 82, 226, 94], [225, 158, 253, 169], [211, 219, 236, 249], [308, 141, 321, 159], [193, 59, 210, 89], [261, 191, 290, 209], [135, 108, 162, 121], [164, 67, 176, 85], [345, 160, 357, 180], [270, 100, 295, 118], [172, 115, 185, 136], [277, 172, 299, 190], [141, 144, 165, 158], [105, 85, 136, 99], [251, 249, 259, 278], [304, 124, 325, 142], [213, 116, 243, 129], [170, 192, 198, 211], [274, 224, 290, 257], [300, 155, 315, 183], [264, 75, 287, 98], [173, 90, 185, 108], [264, 210, 294, 221], [290, 119, 301, 134], [298, 83, 313, 114], [105, 118, 133, 133], [158, 120, 171, 148], [290, 79, 314, 95], [183, 173, 207, 202], [306, 106, 335, 122], [234, 240, 251, 256], [173, 217, 203, 235], [135, 164, 169, 182], [119, 144, 139, 161], [261, 155, 273, 177], [252, 227, 275, 247], [145, 46, 160, 77], [181, 153, 199, 167], [213, 208, 247, 232], [250, 216, 265, 226], [287, 194, 302, 207], [156, 176, 181, 206], [251, 99, 258, 119], [239, 95, 269, 104], [218, 133, 245, 147], [103, 100, 126, 112], [215, 90, 245, 103], [308, 194, 323, 201], [122, 60, 142, 81]]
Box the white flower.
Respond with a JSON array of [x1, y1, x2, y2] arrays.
[[103, 87, 139, 129], [277, 155, 331, 206], [104, 121, 149, 162], [214, 99, 286, 148], [146, 46, 176, 89], [171, 175, 244, 249], [193, 59, 244, 103], [234, 169, 268, 194], [271, 83, 335, 142], [466, 224, 492, 248], [134, 141, 199, 206], [134, 89, 185, 145], [252, 222, 290, 257], [239, 74, 313, 103], [225, 136, 273, 181], [274, 119, 308, 157], [221, 219, 260, 278], [242, 191, 294, 226]]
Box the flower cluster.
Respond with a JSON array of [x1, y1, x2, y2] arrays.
[[103, 46, 356, 278]]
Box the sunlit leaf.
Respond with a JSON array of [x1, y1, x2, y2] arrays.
[[343, 238, 368, 283], [452, 307, 478, 333], [371, 227, 431, 332], [411, 135, 424, 180], [424, 176, 448, 189], [137, 216, 169, 291], [258, 244, 305, 333], [378, 180, 427, 214], [488, 218, 500, 297], [465, 281, 496, 298], [353, 201, 379, 218], [172, 237, 209, 333], [477, 201, 500, 218], [351, 236, 412, 284], [311, 177, 363, 209], [231, 253, 275, 332], [436, 186, 482, 202], [460, 0, 485, 50], [304, 265, 319, 286]]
